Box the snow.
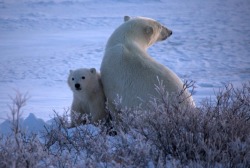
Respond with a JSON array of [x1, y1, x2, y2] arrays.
[[0, 113, 47, 134], [0, 0, 250, 123]]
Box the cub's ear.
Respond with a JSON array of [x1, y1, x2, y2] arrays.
[[124, 16, 131, 22], [144, 26, 153, 35], [90, 68, 96, 74], [69, 70, 73, 74]]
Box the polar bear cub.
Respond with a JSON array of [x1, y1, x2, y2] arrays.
[[101, 16, 195, 111], [68, 68, 107, 125]]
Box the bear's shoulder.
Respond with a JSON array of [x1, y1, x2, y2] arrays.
[[105, 43, 131, 59]]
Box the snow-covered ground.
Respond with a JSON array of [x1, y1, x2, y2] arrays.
[[0, 0, 250, 123]]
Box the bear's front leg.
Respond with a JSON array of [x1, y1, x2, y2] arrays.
[[70, 101, 87, 127]]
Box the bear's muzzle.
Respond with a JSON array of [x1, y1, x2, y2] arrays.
[[75, 83, 82, 90]]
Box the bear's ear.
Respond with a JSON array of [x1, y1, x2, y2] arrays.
[[144, 26, 153, 35], [90, 68, 96, 74], [124, 16, 131, 22], [69, 70, 73, 74]]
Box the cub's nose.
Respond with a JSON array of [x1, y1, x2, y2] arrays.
[[75, 83, 81, 89], [169, 30, 172, 36]]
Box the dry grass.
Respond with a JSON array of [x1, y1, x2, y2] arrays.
[[0, 82, 249, 167]]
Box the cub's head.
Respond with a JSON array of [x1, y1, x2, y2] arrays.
[[68, 68, 97, 94], [124, 16, 172, 47]]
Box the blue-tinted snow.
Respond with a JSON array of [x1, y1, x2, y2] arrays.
[[0, 0, 249, 122]]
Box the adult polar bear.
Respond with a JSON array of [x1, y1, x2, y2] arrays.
[[101, 16, 195, 111]]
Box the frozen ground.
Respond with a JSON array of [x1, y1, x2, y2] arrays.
[[0, 0, 250, 122]]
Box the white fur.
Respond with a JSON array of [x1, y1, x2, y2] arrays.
[[101, 16, 195, 111], [68, 68, 107, 125]]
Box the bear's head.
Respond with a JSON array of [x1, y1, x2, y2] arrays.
[[123, 16, 172, 47], [68, 68, 97, 94]]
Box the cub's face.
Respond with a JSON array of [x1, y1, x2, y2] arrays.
[[68, 68, 97, 94]]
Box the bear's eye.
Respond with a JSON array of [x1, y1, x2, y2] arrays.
[[82, 76, 85, 79], [72, 78, 74, 81]]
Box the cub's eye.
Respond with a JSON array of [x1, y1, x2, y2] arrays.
[[82, 76, 85, 79], [72, 78, 74, 81]]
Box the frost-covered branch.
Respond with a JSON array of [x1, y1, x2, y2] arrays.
[[1, 82, 249, 167]]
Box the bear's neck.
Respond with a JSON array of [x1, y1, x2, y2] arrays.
[[74, 89, 98, 104], [106, 25, 149, 50]]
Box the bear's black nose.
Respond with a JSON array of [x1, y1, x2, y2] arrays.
[[75, 83, 81, 89]]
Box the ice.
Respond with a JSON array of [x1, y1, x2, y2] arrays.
[[0, 113, 47, 134], [0, 0, 250, 123]]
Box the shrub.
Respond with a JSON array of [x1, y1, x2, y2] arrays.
[[0, 91, 49, 168], [110, 81, 250, 167], [0, 82, 249, 167]]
